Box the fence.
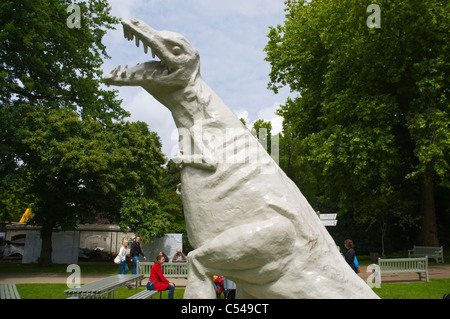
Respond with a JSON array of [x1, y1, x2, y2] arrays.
[[137, 261, 188, 279]]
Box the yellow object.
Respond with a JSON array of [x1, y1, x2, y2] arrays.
[[19, 208, 33, 223]]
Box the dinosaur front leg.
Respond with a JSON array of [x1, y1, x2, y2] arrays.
[[184, 253, 217, 298], [184, 215, 296, 299]]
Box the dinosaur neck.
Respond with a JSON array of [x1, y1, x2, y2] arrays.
[[155, 77, 242, 131]]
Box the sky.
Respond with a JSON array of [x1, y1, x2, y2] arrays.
[[101, 0, 293, 158]]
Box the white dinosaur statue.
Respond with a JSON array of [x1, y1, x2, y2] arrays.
[[104, 19, 379, 299]]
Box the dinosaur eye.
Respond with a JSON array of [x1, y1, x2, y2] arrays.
[[172, 46, 182, 55]]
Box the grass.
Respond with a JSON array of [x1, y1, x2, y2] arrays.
[[2, 262, 186, 299], [3, 260, 450, 299], [13, 279, 450, 299], [372, 278, 450, 299], [16, 284, 185, 299]]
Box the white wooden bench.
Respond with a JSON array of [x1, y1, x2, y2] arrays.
[[127, 289, 161, 299], [408, 245, 444, 263], [0, 284, 21, 299], [137, 261, 188, 279], [377, 257, 429, 283]]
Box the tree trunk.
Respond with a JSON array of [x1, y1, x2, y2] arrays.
[[381, 221, 387, 259], [417, 165, 439, 246], [39, 218, 54, 266]]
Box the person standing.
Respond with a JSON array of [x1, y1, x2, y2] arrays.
[[158, 251, 169, 262], [118, 240, 129, 274], [130, 236, 146, 275], [343, 239, 358, 272]]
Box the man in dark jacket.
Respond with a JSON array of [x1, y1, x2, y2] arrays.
[[130, 236, 146, 274], [343, 239, 358, 272]]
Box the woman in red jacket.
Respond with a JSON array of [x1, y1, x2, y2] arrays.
[[149, 255, 175, 299]]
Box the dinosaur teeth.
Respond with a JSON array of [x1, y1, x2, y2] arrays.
[[107, 69, 116, 77], [144, 45, 148, 54], [135, 37, 140, 47], [130, 71, 136, 79], [120, 70, 127, 78], [108, 65, 120, 78]]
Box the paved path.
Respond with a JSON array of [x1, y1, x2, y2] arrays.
[[358, 264, 450, 283]]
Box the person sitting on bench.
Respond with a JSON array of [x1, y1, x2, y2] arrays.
[[148, 255, 176, 299]]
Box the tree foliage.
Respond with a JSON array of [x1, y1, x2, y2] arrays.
[[119, 159, 185, 243], [265, 0, 449, 247], [0, 1, 168, 264], [252, 119, 273, 154]]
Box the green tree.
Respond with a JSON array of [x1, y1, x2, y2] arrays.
[[265, 0, 449, 246], [0, 0, 167, 265], [120, 159, 186, 249], [252, 119, 273, 154], [16, 105, 165, 264], [118, 135, 179, 243], [1, 0, 124, 183], [160, 160, 184, 234], [0, 0, 124, 116], [0, 169, 38, 222], [120, 195, 169, 242]]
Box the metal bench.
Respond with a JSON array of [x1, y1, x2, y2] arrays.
[[377, 257, 429, 283], [137, 261, 188, 279], [408, 245, 444, 263], [65, 274, 143, 299], [127, 289, 161, 299], [1, 284, 21, 299]]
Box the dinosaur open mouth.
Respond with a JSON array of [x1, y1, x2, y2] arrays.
[[105, 22, 175, 83], [122, 23, 174, 77]]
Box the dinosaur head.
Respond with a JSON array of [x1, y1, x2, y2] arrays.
[[104, 19, 200, 95]]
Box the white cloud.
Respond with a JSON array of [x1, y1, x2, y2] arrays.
[[234, 109, 249, 124], [253, 102, 284, 134]]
